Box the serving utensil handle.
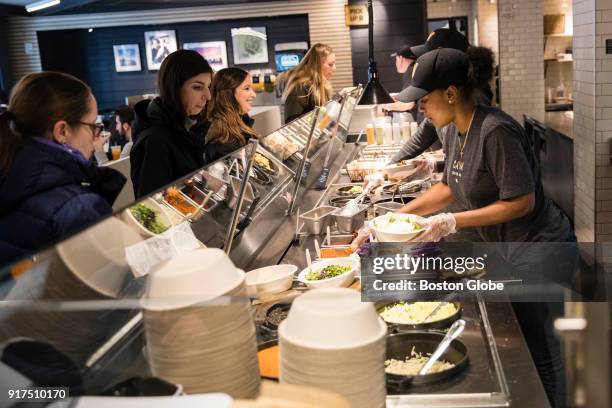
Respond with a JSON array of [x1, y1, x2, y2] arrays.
[[418, 319, 466, 375]]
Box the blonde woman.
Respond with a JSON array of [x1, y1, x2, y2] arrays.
[[281, 43, 336, 123], [205, 67, 258, 163]]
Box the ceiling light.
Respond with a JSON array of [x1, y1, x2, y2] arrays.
[[88, 28, 93, 32], [26, 0, 60, 13]]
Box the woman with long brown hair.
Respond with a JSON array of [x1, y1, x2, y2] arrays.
[[205, 67, 257, 163], [130, 50, 213, 198], [281, 43, 336, 123], [0, 72, 125, 264]]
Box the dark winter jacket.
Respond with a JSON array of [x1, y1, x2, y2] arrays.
[[0, 138, 126, 265], [283, 83, 316, 123], [130, 98, 209, 199], [204, 114, 255, 164]]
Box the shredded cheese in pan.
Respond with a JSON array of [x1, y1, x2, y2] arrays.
[[385, 347, 455, 376], [379, 302, 457, 324]]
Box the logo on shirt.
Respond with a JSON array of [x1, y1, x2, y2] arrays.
[[450, 159, 464, 184]]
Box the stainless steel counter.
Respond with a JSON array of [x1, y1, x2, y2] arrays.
[[274, 143, 551, 408], [544, 111, 574, 140]]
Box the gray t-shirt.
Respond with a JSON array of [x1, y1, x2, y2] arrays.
[[441, 105, 571, 242]]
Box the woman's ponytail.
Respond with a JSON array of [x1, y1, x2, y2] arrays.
[[467, 46, 494, 88]]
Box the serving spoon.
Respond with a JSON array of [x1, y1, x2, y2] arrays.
[[418, 319, 466, 375]]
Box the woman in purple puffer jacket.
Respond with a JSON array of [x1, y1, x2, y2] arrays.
[[0, 72, 125, 266]]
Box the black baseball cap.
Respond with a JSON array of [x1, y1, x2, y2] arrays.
[[399, 48, 469, 102], [410, 28, 469, 58], [390, 45, 416, 59]]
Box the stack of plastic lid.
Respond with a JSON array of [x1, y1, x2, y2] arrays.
[[278, 288, 387, 408], [143, 248, 259, 398]]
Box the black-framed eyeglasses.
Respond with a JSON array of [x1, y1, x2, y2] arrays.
[[74, 121, 104, 138]]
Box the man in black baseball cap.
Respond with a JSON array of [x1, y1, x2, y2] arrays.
[[390, 45, 417, 90], [410, 28, 469, 58]]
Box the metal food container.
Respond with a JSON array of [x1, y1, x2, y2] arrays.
[[373, 201, 404, 216], [300, 206, 336, 235], [333, 204, 369, 234], [227, 176, 256, 210]]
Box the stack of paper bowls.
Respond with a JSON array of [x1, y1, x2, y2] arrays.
[[143, 248, 260, 398], [278, 288, 387, 408], [0, 217, 143, 366]]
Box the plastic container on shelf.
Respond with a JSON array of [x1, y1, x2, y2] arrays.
[[392, 123, 401, 145], [374, 121, 384, 145], [366, 124, 375, 145], [401, 121, 411, 141], [383, 123, 393, 145]]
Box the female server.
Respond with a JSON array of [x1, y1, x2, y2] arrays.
[[355, 48, 573, 408], [204, 67, 258, 164], [280, 43, 336, 123]]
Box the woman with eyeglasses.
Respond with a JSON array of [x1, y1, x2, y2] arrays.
[[0, 71, 126, 264]]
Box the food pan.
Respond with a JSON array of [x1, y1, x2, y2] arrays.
[[376, 301, 462, 331], [386, 331, 469, 391], [300, 206, 336, 235], [373, 201, 405, 216], [332, 204, 368, 234]]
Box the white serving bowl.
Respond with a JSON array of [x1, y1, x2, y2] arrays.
[[57, 217, 143, 298], [383, 160, 418, 179], [297, 258, 359, 289], [279, 288, 387, 349], [371, 213, 427, 242], [143, 248, 244, 311], [122, 198, 173, 238], [245, 264, 297, 297]]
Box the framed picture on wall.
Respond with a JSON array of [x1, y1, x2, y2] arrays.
[[113, 44, 142, 72], [144, 30, 178, 70], [183, 41, 228, 71], [231, 26, 269, 64]]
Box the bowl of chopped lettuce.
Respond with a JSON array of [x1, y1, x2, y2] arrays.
[[371, 213, 426, 242], [122, 198, 172, 237], [297, 257, 359, 289]]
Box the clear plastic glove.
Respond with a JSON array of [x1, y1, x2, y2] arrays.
[[364, 171, 385, 189], [350, 224, 374, 252], [413, 213, 457, 242], [408, 157, 435, 181]]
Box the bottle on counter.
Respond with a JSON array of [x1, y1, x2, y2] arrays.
[[410, 122, 418, 139], [392, 122, 401, 145], [383, 122, 393, 145], [374, 119, 384, 145], [401, 121, 411, 142], [366, 124, 375, 145], [263, 69, 274, 93]]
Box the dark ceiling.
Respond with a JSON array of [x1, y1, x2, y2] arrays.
[[1, 0, 286, 17]]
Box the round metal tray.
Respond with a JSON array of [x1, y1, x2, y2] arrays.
[[386, 331, 469, 390], [376, 301, 462, 331]]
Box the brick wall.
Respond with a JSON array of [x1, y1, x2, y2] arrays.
[[475, 0, 499, 65], [427, 0, 475, 44], [594, 0, 612, 242], [573, 0, 596, 242], [498, 0, 545, 122]]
